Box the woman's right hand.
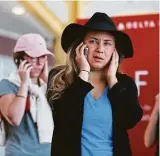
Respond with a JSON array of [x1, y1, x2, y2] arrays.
[[18, 60, 32, 84], [75, 42, 90, 72]]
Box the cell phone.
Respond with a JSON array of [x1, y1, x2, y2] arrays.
[[84, 47, 88, 58]]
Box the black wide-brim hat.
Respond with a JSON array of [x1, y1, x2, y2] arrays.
[[61, 12, 133, 58]]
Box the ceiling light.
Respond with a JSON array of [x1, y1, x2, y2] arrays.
[[11, 6, 25, 15]]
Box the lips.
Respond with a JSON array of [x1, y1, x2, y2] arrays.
[[94, 56, 104, 60], [31, 68, 41, 71]]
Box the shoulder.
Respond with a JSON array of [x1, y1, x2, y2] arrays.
[[0, 79, 18, 95], [108, 73, 138, 98], [117, 73, 138, 93], [49, 65, 65, 78], [117, 73, 135, 84], [0, 79, 10, 84], [0, 79, 17, 88]]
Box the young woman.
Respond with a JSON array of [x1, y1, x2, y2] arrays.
[[47, 12, 143, 156], [0, 33, 54, 156]]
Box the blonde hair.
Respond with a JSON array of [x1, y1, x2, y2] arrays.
[[47, 38, 82, 103]]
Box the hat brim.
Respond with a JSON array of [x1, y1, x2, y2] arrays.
[[25, 49, 54, 57], [61, 23, 133, 58]]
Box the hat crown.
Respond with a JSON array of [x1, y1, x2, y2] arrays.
[[14, 33, 47, 52], [85, 12, 116, 30], [13, 33, 54, 58]]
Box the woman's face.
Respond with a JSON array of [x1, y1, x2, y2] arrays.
[[83, 31, 116, 70], [23, 55, 47, 78]]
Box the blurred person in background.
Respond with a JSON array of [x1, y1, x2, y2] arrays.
[[144, 94, 159, 156], [47, 12, 143, 156], [0, 33, 55, 156]]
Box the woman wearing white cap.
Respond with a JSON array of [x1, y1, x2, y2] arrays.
[[0, 33, 55, 156]]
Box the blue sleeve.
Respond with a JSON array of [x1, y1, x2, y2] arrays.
[[0, 79, 19, 96]]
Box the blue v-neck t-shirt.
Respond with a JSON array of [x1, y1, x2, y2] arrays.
[[81, 87, 113, 156]]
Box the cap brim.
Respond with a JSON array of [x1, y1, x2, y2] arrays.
[[25, 49, 56, 63], [25, 49, 54, 57]]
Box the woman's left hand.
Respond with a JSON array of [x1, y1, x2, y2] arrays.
[[40, 58, 48, 83], [105, 49, 119, 88], [106, 50, 119, 78]]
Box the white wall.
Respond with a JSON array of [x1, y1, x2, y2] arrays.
[[0, 55, 16, 80], [0, 147, 5, 156]]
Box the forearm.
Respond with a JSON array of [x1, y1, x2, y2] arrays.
[[50, 76, 93, 111], [47, 68, 93, 109], [8, 83, 28, 125], [144, 108, 158, 147], [109, 94, 142, 129], [108, 75, 142, 129]]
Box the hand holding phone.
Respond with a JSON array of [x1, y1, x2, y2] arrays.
[[18, 60, 32, 84], [75, 42, 90, 72], [105, 49, 119, 78]]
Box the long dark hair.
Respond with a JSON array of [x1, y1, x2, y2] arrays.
[[46, 37, 83, 103]]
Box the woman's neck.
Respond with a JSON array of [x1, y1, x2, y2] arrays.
[[31, 78, 39, 85], [89, 70, 106, 87]]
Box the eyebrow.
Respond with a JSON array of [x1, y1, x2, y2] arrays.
[[89, 37, 113, 42]]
